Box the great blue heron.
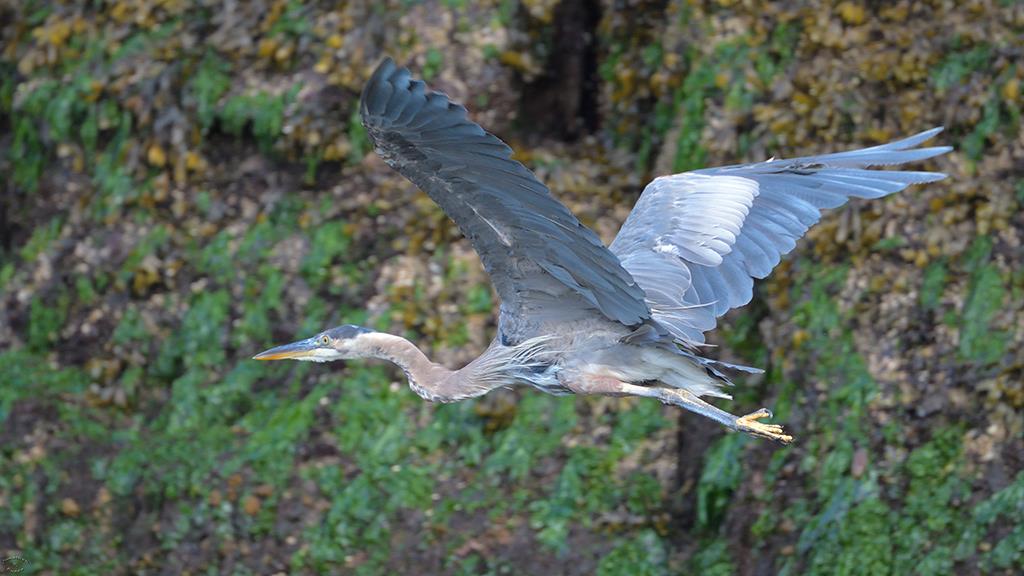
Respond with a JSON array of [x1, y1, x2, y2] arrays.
[[254, 57, 951, 443]]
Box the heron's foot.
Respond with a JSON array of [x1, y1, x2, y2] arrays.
[[734, 408, 793, 444]]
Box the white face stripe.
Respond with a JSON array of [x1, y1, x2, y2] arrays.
[[297, 347, 344, 363]]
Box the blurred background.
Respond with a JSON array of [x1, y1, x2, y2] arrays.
[[1, 1, 1022, 574]]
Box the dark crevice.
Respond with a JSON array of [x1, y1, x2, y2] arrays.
[[518, 0, 602, 141], [0, 73, 15, 254], [574, 0, 602, 136], [670, 284, 773, 534], [671, 417, 722, 533], [0, 191, 13, 254]]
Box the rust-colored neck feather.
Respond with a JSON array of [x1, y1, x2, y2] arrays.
[[356, 332, 485, 402]]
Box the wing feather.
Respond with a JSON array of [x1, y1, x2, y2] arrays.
[[361, 58, 651, 339], [613, 128, 951, 343]]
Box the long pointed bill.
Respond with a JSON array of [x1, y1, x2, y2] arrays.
[[253, 338, 320, 361]]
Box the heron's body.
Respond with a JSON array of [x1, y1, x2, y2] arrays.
[[255, 57, 953, 444]]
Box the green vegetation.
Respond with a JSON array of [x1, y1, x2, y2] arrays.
[[931, 44, 992, 91], [597, 531, 668, 576], [957, 236, 1009, 365], [220, 86, 301, 153], [932, 43, 1021, 163], [669, 27, 797, 172]]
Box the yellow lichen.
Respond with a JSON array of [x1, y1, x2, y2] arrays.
[[147, 144, 167, 168], [837, 2, 866, 25]]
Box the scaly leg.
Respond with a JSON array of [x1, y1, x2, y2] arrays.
[[657, 387, 793, 444], [564, 375, 793, 444]]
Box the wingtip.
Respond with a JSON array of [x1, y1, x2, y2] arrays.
[[919, 171, 950, 182], [918, 145, 955, 160], [376, 55, 396, 73], [364, 56, 398, 89], [362, 56, 414, 118], [880, 126, 953, 153], [917, 126, 945, 141]]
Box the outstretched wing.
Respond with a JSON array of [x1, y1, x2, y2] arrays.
[[360, 58, 651, 339], [610, 128, 952, 344]]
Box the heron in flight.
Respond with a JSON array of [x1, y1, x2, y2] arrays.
[[255, 57, 951, 443]]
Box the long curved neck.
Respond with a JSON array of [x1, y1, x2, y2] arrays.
[[359, 332, 478, 402]]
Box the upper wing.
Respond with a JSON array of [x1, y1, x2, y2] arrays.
[[610, 128, 952, 344], [360, 58, 651, 337], [610, 174, 759, 344]]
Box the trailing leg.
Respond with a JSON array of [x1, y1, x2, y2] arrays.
[[561, 373, 792, 444], [659, 388, 793, 444]]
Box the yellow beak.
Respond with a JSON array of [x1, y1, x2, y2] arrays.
[[252, 338, 319, 361]]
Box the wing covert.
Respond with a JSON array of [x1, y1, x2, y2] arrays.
[[610, 174, 760, 343]]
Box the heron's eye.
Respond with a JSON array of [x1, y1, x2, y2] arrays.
[[319, 335, 331, 346]]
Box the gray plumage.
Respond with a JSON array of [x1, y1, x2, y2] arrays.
[[611, 127, 951, 344], [255, 57, 952, 444], [360, 58, 651, 337]]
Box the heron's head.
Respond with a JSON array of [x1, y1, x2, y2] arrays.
[[253, 324, 375, 363]]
